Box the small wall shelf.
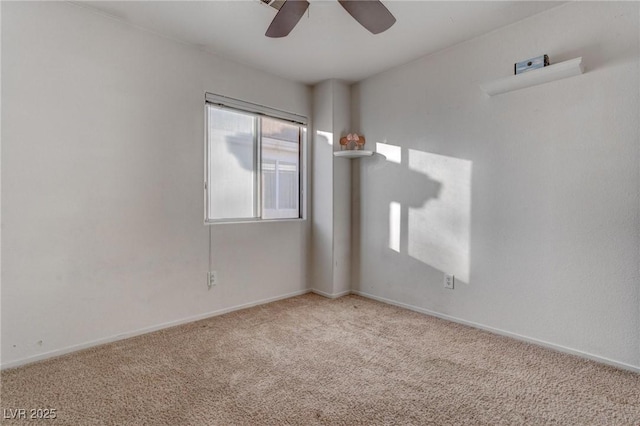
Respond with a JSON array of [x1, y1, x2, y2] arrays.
[[334, 150, 374, 159], [480, 57, 584, 96]]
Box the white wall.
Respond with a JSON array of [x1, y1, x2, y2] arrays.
[[3, 1, 638, 372], [310, 80, 333, 295], [352, 2, 640, 369], [1, 2, 311, 367], [331, 81, 352, 296], [311, 80, 352, 297], [311, 81, 334, 296]]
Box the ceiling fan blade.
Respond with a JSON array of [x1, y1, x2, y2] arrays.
[[265, 0, 310, 38], [338, 0, 396, 34]]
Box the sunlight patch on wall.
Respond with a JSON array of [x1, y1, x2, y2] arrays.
[[316, 130, 333, 146], [376, 142, 402, 164], [389, 201, 401, 252], [407, 150, 472, 283]]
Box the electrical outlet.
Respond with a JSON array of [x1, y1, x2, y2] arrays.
[[444, 273, 454, 289], [207, 271, 218, 290]]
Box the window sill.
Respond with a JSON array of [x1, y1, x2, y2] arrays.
[[204, 217, 306, 226]]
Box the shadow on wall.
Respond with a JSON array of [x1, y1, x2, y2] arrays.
[[373, 142, 472, 284]]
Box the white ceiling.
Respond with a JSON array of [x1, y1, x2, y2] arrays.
[[81, 0, 564, 84]]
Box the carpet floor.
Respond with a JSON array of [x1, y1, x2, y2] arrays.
[[1, 294, 639, 425]]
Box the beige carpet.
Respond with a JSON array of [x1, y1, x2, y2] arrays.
[[1, 294, 639, 425]]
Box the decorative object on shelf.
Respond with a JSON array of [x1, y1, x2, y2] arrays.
[[515, 54, 549, 75], [480, 57, 583, 96], [339, 136, 349, 150], [339, 133, 366, 151]]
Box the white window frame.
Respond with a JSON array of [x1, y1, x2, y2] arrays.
[[204, 93, 307, 224]]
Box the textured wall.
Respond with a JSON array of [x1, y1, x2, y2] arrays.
[[311, 80, 352, 297], [1, 2, 311, 367], [331, 81, 352, 296], [311, 81, 335, 296], [352, 2, 640, 368]]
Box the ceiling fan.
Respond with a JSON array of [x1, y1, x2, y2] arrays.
[[261, 0, 396, 38]]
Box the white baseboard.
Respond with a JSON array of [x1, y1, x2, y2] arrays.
[[5, 288, 638, 374], [310, 288, 351, 299], [352, 290, 640, 374], [1, 289, 311, 370]]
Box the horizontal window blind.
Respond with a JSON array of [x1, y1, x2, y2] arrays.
[[205, 93, 307, 125]]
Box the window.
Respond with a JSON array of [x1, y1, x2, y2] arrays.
[[205, 94, 306, 223]]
